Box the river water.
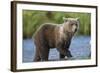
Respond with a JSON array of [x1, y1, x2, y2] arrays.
[[23, 36, 91, 62]]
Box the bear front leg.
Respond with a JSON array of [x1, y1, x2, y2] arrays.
[[60, 54, 65, 59], [57, 47, 72, 59], [59, 49, 72, 59], [66, 49, 72, 57], [40, 47, 49, 61], [64, 41, 72, 58], [59, 49, 72, 60]]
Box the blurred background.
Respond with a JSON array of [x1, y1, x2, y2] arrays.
[[22, 10, 91, 62], [23, 10, 91, 39]]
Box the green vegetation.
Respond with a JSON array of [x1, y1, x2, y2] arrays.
[[23, 10, 91, 38]]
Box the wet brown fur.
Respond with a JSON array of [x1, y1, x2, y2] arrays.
[[33, 18, 79, 61]]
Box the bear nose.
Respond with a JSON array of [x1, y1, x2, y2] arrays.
[[75, 28, 77, 32]]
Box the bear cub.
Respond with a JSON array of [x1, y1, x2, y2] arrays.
[[33, 17, 79, 61]]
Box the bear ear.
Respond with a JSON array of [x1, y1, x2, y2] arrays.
[[63, 17, 68, 22]]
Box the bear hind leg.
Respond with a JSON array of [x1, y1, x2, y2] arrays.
[[40, 47, 49, 61], [33, 48, 41, 62]]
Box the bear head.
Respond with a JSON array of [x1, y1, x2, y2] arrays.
[[63, 17, 79, 34]]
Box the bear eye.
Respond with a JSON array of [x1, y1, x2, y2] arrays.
[[71, 23, 74, 26]]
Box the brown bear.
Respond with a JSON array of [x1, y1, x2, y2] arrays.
[[32, 17, 79, 61]]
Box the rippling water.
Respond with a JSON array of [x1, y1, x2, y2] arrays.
[[23, 36, 91, 62]]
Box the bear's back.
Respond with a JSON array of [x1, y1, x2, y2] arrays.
[[34, 23, 58, 48]]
